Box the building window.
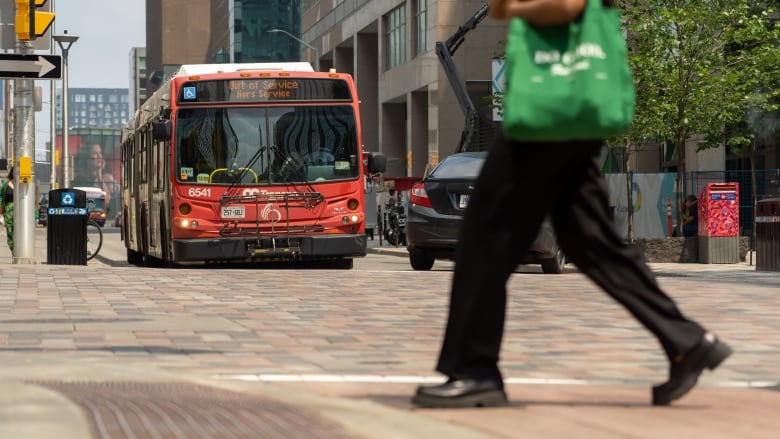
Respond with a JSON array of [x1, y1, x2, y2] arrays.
[[384, 4, 407, 70], [413, 0, 427, 57]]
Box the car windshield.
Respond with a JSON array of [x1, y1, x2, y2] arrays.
[[429, 153, 486, 179], [175, 105, 359, 185]]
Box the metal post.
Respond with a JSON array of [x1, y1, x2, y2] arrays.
[[53, 32, 78, 188], [12, 40, 36, 263], [268, 28, 319, 71], [49, 0, 57, 189]]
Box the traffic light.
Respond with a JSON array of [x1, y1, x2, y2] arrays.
[[15, 0, 55, 41]]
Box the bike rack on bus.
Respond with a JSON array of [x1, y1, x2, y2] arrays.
[[219, 191, 325, 259]]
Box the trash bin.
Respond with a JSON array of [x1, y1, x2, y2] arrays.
[[698, 183, 740, 263], [47, 188, 88, 265], [755, 198, 780, 271]]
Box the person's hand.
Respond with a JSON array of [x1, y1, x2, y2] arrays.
[[489, 0, 510, 20]]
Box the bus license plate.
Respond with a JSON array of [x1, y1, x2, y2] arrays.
[[459, 194, 470, 209], [221, 206, 245, 219]]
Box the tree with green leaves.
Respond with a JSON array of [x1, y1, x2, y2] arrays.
[[618, 0, 780, 234]]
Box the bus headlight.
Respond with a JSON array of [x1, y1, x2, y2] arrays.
[[179, 218, 198, 228]]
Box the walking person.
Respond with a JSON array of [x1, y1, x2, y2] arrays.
[[412, 0, 731, 408], [0, 166, 15, 252]]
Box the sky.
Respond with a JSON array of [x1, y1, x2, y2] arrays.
[[32, 0, 146, 159], [48, 0, 146, 88]]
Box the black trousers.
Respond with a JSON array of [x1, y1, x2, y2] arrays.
[[435, 134, 705, 381]]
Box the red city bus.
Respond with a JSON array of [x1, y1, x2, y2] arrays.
[[74, 186, 108, 227], [119, 62, 386, 267]]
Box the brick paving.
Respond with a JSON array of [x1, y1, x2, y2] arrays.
[[0, 229, 777, 437], [0, 263, 777, 384]]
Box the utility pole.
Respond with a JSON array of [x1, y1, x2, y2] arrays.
[[49, 0, 57, 189], [12, 39, 36, 263], [10, 0, 57, 263]]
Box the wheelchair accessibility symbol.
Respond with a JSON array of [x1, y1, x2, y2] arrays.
[[183, 86, 197, 100]]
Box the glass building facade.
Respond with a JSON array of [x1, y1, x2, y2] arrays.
[[234, 0, 302, 63]]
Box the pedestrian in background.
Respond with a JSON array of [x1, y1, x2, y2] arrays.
[[412, 0, 731, 409], [0, 166, 15, 252], [385, 188, 401, 208], [682, 194, 699, 237]]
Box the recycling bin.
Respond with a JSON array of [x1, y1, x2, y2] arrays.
[[698, 183, 739, 263], [47, 188, 88, 265], [755, 198, 780, 271]]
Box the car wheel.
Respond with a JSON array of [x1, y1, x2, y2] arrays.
[[541, 247, 565, 274], [409, 248, 435, 271]]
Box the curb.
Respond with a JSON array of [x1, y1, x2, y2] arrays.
[[367, 246, 408, 258]]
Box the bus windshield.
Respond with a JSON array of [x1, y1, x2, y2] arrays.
[[175, 105, 359, 185], [86, 196, 106, 212]]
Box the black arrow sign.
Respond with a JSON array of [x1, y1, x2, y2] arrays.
[[0, 54, 62, 79]]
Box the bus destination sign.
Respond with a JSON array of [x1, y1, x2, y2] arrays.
[[179, 78, 352, 104]]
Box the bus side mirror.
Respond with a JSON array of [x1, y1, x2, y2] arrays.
[[152, 120, 171, 141], [366, 152, 386, 174]]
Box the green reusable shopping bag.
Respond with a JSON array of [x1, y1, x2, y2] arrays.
[[502, 0, 635, 142]]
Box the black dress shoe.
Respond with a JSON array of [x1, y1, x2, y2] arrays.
[[412, 378, 507, 408], [652, 332, 732, 406]]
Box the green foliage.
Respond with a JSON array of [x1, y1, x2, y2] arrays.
[[619, 0, 780, 155], [489, 1, 780, 161]]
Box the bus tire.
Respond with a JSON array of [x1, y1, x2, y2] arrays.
[[331, 258, 354, 269], [127, 248, 143, 265], [158, 209, 172, 266]]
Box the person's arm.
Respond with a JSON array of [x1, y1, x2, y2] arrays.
[[489, 0, 587, 26]]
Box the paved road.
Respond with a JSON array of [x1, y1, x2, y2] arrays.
[[0, 228, 778, 438]]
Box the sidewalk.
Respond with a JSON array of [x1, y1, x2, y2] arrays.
[[367, 236, 763, 274], [0, 226, 48, 264], [0, 231, 776, 438]]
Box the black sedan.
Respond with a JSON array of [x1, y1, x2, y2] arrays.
[[405, 151, 566, 273]]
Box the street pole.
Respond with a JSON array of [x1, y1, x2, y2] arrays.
[[268, 28, 319, 71], [12, 39, 36, 263], [53, 32, 77, 188], [49, 0, 57, 189]]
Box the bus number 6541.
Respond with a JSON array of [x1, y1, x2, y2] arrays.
[[188, 187, 212, 197]]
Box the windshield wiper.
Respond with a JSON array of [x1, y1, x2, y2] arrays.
[[224, 124, 268, 198]]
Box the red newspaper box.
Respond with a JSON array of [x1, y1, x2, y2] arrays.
[[698, 183, 739, 263]]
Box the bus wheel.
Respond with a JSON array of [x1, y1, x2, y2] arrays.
[[331, 258, 354, 269], [159, 210, 172, 266], [127, 248, 143, 265]]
